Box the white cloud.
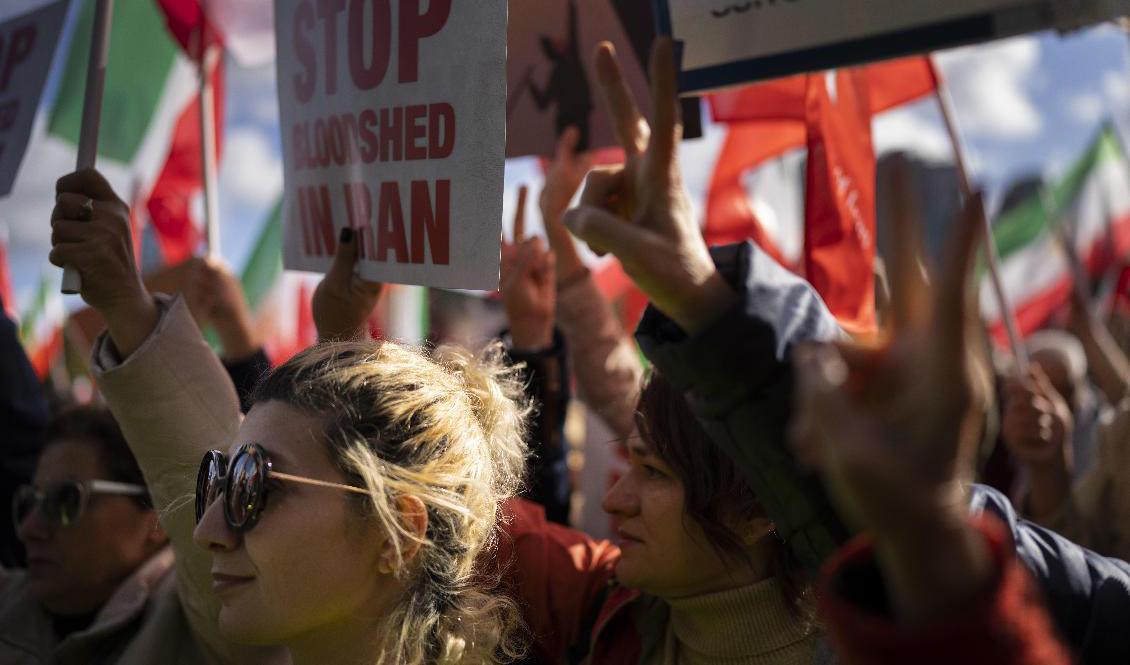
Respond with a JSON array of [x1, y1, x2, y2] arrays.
[[935, 36, 1042, 140], [873, 106, 953, 163], [1103, 70, 1130, 108], [219, 128, 283, 210], [1069, 93, 1105, 125]]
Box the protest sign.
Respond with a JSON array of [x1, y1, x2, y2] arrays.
[[507, 0, 700, 158], [655, 0, 1130, 93], [0, 0, 66, 196], [275, 0, 506, 290]]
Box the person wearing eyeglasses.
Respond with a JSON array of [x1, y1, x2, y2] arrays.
[[0, 405, 171, 664], [48, 165, 533, 664]]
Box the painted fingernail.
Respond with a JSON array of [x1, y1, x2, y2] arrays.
[[340, 227, 354, 244]]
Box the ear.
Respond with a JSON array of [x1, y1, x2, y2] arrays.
[[377, 495, 428, 575], [741, 516, 776, 546]]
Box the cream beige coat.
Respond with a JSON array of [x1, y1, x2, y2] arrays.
[[57, 295, 288, 665], [0, 547, 212, 665]]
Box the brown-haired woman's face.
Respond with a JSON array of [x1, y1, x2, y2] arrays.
[[192, 401, 391, 646], [601, 440, 770, 598]]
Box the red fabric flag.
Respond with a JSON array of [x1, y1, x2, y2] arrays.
[[28, 328, 63, 381], [704, 121, 807, 269], [804, 70, 877, 334], [709, 56, 937, 123], [156, 0, 222, 57], [865, 56, 938, 115], [144, 58, 224, 264], [144, 0, 226, 264], [708, 74, 807, 123]]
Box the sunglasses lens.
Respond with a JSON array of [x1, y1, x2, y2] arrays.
[[12, 486, 37, 526], [46, 484, 83, 527], [195, 453, 224, 524], [226, 451, 264, 530]]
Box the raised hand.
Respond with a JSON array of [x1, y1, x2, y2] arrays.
[[562, 39, 734, 335], [540, 127, 593, 286], [501, 185, 556, 351], [791, 156, 994, 621], [185, 258, 260, 360], [1003, 365, 1074, 520], [1002, 367, 1073, 471], [50, 169, 157, 357], [312, 228, 384, 341]]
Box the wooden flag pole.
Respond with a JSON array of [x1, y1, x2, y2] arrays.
[[930, 55, 1029, 374], [198, 24, 222, 261], [62, 0, 114, 295]]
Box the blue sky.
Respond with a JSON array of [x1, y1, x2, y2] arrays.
[[4, 3, 1130, 314]]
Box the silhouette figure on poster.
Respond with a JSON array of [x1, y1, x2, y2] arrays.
[[523, 1, 592, 151]]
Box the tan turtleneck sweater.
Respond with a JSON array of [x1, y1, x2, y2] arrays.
[[650, 578, 820, 665]]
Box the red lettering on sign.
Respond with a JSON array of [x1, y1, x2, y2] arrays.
[[299, 185, 337, 256], [359, 109, 379, 161], [292, 1, 317, 103], [343, 181, 374, 259], [428, 103, 454, 158], [376, 181, 408, 263], [349, 0, 391, 90], [0, 25, 37, 94], [398, 0, 451, 83], [405, 104, 426, 160], [410, 179, 449, 264], [380, 107, 402, 161], [316, 0, 346, 95]]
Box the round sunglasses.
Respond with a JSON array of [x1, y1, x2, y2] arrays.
[[13, 480, 148, 529], [195, 443, 370, 533]]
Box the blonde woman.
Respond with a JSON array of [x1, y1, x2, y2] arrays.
[[48, 172, 529, 664]]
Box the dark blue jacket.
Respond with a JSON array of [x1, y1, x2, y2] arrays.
[[635, 241, 1130, 663], [971, 483, 1130, 662]]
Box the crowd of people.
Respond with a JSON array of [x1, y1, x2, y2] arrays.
[[3, 38, 1130, 665]]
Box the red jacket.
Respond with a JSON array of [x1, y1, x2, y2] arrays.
[[819, 515, 1072, 665], [498, 500, 1071, 665], [495, 498, 644, 664]]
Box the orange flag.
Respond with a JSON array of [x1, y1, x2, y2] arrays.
[[804, 70, 877, 334], [708, 55, 937, 122], [704, 121, 806, 270]]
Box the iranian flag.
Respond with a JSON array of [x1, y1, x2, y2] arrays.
[[3, 0, 224, 267], [18, 272, 64, 379], [984, 125, 1130, 341]]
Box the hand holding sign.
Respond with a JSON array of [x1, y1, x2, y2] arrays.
[[563, 39, 734, 335], [49, 169, 158, 358], [312, 228, 384, 342]]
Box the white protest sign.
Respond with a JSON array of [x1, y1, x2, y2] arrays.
[[0, 0, 66, 196], [657, 0, 1130, 92], [276, 0, 506, 290]]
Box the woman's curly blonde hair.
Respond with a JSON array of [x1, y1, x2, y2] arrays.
[[250, 339, 531, 664]]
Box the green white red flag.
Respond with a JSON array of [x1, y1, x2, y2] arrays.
[[984, 126, 1130, 341]]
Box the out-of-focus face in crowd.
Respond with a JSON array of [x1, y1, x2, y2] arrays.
[[18, 433, 164, 616]]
